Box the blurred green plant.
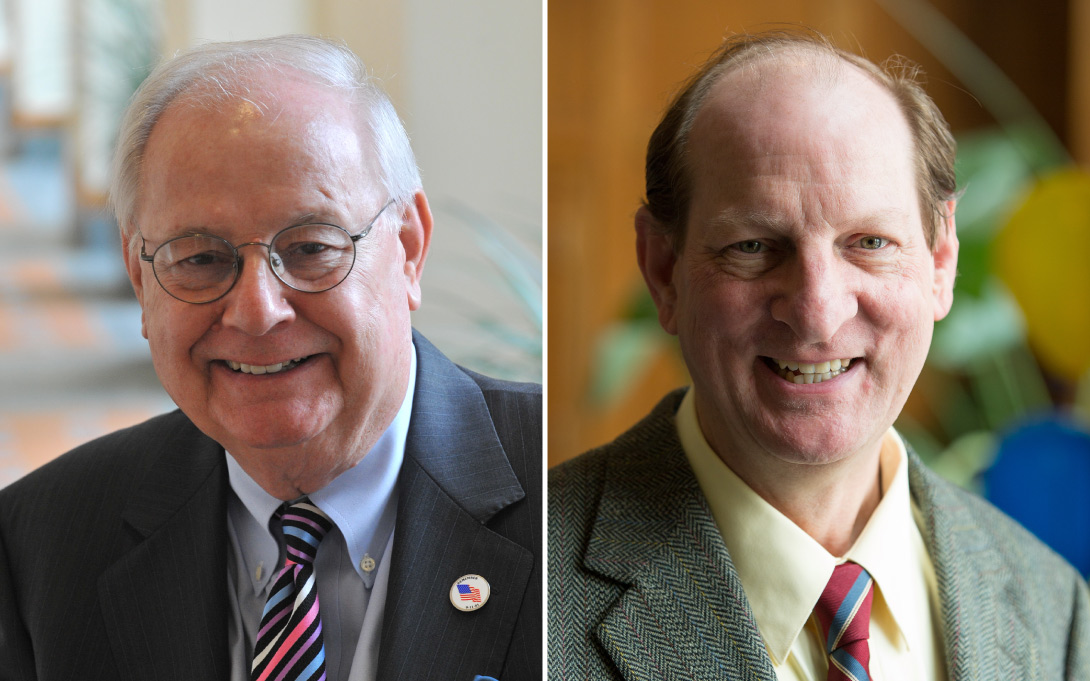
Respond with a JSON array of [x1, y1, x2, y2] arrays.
[[877, 0, 1085, 484], [431, 198, 542, 382]]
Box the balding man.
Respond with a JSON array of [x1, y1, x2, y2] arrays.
[[1, 36, 540, 681], [549, 31, 1089, 680]]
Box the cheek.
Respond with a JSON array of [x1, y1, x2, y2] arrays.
[[676, 278, 761, 367], [144, 298, 201, 353], [864, 279, 936, 378], [325, 272, 412, 365]]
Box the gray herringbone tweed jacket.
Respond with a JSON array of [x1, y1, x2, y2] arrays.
[[548, 389, 1090, 680]]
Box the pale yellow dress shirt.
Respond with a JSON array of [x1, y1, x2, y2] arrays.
[[676, 388, 947, 681]]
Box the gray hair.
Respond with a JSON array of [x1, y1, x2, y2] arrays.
[[109, 34, 421, 245]]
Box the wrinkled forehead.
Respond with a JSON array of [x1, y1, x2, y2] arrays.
[[133, 75, 384, 231], [141, 71, 380, 189], [164, 68, 366, 139]]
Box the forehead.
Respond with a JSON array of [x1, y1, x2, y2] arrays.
[[150, 71, 364, 161], [686, 54, 917, 209], [137, 73, 376, 226]]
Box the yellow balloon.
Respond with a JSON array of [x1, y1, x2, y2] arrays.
[[995, 168, 1090, 381]]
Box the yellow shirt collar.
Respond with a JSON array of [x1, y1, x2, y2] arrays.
[[676, 387, 934, 666]]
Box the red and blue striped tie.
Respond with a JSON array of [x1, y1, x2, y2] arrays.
[[251, 498, 334, 681], [814, 562, 875, 681]]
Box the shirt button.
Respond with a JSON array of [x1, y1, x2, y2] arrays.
[[360, 554, 376, 573], [255, 562, 264, 581]]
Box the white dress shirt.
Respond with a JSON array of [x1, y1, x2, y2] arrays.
[[225, 346, 416, 681]]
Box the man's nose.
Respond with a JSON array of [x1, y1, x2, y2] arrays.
[[219, 247, 295, 335], [769, 252, 857, 343]]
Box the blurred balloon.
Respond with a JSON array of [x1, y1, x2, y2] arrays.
[[995, 169, 1090, 382], [984, 417, 1090, 576]]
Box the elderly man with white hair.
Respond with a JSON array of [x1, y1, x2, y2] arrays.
[[0, 35, 540, 681]]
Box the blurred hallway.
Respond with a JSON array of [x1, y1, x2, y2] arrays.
[[0, 131, 173, 488]]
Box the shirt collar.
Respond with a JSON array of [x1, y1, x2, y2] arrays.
[[227, 341, 416, 595], [676, 387, 920, 665], [849, 429, 936, 665]]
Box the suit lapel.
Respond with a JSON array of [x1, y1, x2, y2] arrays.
[[583, 417, 775, 681], [909, 454, 1039, 681], [376, 333, 533, 681], [98, 415, 230, 681]]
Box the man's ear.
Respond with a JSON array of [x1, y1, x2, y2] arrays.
[[399, 190, 433, 311], [121, 229, 150, 339], [635, 206, 680, 335], [932, 200, 959, 321]]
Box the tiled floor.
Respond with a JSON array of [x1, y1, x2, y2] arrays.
[[0, 134, 174, 488]]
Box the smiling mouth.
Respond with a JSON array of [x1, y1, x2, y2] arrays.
[[763, 357, 856, 385], [223, 356, 312, 375]]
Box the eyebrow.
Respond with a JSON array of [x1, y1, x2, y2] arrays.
[[290, 212, 327, 225], [709, 208, 790, 232]]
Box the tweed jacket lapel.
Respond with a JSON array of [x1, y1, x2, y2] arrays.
[[909, 455, 1037, 681], [376, 333, 533, 680], [99, 415, 230, 681], [581, 393, 777, 681]]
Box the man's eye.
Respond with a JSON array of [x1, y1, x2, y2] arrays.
[[292, 242, 328, 256], [735, 240, 764, 254], [859, 236, 889, 250], [184, 251, 231, 267]]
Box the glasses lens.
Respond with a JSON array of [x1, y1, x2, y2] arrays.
[[271, 224, 356, 291], [153, 236, 237, 303]]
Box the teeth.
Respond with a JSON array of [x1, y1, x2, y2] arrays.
[[770, 357, 855, 385], [226, 357, 306, 375]]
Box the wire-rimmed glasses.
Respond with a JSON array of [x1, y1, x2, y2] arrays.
[[139, 200, 394, 304]]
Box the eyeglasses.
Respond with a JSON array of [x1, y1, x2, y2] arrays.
[[139, 201, 394, 304]]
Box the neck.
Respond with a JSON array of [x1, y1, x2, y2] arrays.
[[709, 431, 884, 557]]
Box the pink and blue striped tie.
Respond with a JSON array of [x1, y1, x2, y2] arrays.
[[251, 498, 333, 681], [814, 562, 875, 681]]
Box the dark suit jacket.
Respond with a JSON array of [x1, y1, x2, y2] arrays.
[[548, 389, 1090, 680], [0, 331, 541, 681]]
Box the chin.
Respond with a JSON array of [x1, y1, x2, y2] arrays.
[[754, 422, 870, 467], [208, 409, 334, 452]]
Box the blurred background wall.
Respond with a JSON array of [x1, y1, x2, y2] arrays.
[[549, 0, 1090, 572], [0, 0, 541, 485]]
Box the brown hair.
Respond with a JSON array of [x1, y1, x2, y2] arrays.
[[643, 29, 957, 250]]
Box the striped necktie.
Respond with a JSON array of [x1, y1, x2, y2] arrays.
[[251, 498, 333, 681], [814, 561, 875, 681]]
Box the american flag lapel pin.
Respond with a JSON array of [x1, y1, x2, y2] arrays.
[[449, 574, 491, 612]]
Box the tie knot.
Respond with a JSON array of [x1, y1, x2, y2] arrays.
[[815, 562, 874, 653], [279, 497, 333, 568]]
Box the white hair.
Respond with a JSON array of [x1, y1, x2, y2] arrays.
[[109, 34, 421, 247]]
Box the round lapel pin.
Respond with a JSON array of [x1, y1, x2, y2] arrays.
[[450, 574, 490, 611]]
